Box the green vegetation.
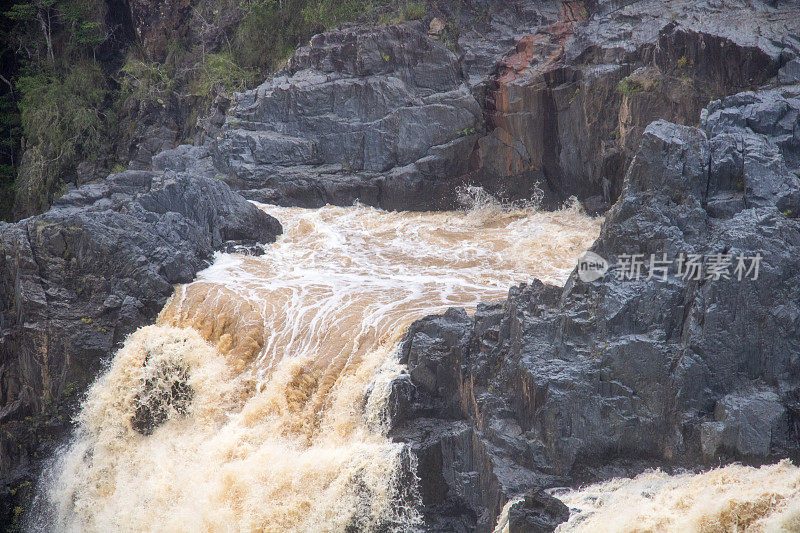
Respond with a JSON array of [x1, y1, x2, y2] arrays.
[[2, 0, 113, 219], [195, 52, 258, 99], [235, 0, 378, 72], [439, 19, 460, 53], [401, 2, 426, 20], [119, 58, 176, 104], [569, 86, 580, 105], [15, 61, 109, 215], [378, 1, 426, 25], [616, 77, 640, 96], [0, 92, 19, 217], [616, 74, 659, 97]]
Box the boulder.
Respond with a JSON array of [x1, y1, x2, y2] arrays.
[[212, 22, 482, 210]]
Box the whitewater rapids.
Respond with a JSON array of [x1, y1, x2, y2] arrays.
[[553, 460, 800, 532], [34, 198, 601, 532]]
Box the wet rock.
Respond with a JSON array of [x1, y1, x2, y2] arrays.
[[213, 22, 482, 210], [391, 87, 800, 530], [507, 490, 570, 533], [199, 0, 798, 214], [0, 170, 280, 519], [470, 1, 799, 212], [131, 359, 194, 436], [779, 59, 800, 85]]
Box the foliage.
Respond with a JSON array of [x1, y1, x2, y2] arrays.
[[119, 57, 176, 103], [59, 0, 105, 46], [616, 74, 658, 96], [234, 0, 376, 71], [1, 0, 425, 219], [195, 52, 257, 99], [234, 0, 296, 71], [14, 60, 108, 215], [401, 2, 425, 20], [439, 19, 459, 53], [2, 0, 111, 219], [616, 77, 637, 96], [302, 0, 372, 30], [0, 92, 20, 219]]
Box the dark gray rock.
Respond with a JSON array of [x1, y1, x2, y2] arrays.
[[0, 170, 281, 523], [507, 490, 570, 533], [391, 87, 800, 531], [469, 0, 799, 212], [197, 0, 799, 214], [211, 22, 483, 210], [779, 59, 800, 85]]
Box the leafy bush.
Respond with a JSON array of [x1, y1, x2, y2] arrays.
[[15, 60, 108, 215], [616, 74, 658, 96], [235, 0, 376, 71], [401, 2, 425, 20], [2, 0, 111, 218], [302, 0, 372, 29], [235, 0, 302, 71], [119, 58, 176, 103], [195, 52, 258, 98]]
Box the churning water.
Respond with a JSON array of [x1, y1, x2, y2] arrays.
[[32, 197, 601, 532], [554, 460, 800, 532]]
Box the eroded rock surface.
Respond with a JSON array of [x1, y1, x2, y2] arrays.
[[471, 0, 799, 212], [3, 0, 800, 530], [210, 22, 483, 210], [391, 87, 800, 531]]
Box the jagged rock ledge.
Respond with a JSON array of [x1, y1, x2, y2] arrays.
[[389, 86, 800, 532], [0, 171, 281, 523]]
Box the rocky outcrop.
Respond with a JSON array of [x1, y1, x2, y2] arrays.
[[391, 86, 800, 531], [3, 1, 799, 531], [0, 171, 281, 527], [211, 22, 483, 210], [202, 1, 573, 210], [470, 0, 799, 212], [194, 0, 799, 214]]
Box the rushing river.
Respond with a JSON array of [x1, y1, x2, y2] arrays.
[[553, 460, 800, 532], [32, 196, 601, 532]]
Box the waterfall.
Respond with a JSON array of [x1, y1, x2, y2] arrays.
[[30, 200, 601, 532]]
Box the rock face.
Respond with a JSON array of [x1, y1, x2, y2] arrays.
[[2, 0, 799, 531], [470, 0, 798, 212], [390, 86, 800, 531], [211, 22, 483, 210], [195, 0, 799, 213], [0, 171, 281, 525]]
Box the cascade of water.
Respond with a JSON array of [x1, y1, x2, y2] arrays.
[[32, 199, 602, 532]]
